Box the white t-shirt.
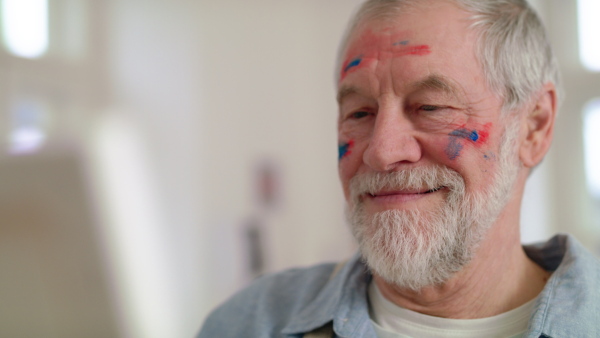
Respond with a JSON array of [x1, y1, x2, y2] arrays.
[[368, 282, 536, 338]]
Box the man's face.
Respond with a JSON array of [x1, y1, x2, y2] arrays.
[[338, 1, 508, 217], [337, 2, 521, 289]]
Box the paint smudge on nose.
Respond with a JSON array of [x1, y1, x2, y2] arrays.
[[338, 140, 354, 161]]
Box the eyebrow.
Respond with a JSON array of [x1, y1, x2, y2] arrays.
[[336, 74, 465, 104], [409, 74, 464, 99], [336, 86, 359, 104]]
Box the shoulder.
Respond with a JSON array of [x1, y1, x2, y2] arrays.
[[524, 233, 600, 274], [198, 262, 338, 338], [526, 234, 600, 337]]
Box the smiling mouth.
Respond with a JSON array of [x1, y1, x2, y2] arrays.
[[424, 186, 444, 194], [368, 186, 445, 198]]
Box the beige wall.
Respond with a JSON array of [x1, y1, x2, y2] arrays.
[[1, 1, 599, 337], [101, 0, 363, 336], [0, 154, 119, 337]]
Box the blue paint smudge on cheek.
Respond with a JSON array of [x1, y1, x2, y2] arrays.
[[449, 128, 479, 142], [445, 138, 463, 160], [344, 57, 362, 73], [483, 152, 496, 160], [338, 143, 350, 161]]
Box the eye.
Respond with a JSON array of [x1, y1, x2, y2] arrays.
[[420, 105, 441, 112], [350, 111, 370, 119]]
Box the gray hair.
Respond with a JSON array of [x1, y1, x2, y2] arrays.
[[337, 0, 562, 112]]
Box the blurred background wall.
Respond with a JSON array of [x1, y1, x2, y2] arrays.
[[0, 0, 599, 337]]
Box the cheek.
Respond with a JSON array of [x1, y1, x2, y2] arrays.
[[338, 140, 354, 161], [445, 137, 465, 160], [443, 123, 493, 161], [338, 139, 361, 198]]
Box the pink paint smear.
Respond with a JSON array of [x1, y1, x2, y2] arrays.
[[340, 29, 432, 81]]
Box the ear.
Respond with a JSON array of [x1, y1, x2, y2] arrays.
[[519, 83, 557, 168]]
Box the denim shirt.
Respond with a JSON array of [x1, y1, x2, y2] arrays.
[[198, 234, 600, 338]]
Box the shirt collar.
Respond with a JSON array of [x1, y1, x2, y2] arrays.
[[281, 252, 377, 337], [282, 234, 600, 337], [525, 233, 600, 337]]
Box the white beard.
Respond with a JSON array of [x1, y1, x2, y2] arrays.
[[346, 119, 521, 291]]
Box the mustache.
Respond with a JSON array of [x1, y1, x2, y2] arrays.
[[349, 166, 465, 205]]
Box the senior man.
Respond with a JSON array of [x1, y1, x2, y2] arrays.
[[199, 0, 600, 337]]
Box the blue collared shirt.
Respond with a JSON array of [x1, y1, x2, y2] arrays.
[[198, 234, 600, 337]]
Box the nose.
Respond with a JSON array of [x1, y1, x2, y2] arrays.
[[362, 107, 422, 171]]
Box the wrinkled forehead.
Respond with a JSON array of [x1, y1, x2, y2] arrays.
[[337, 4, 479, 83], [336, 1, 480, 75], [338, 27, 429, 83], [341, 1, 422, 47]]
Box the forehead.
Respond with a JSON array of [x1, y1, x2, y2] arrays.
[[338, 1, 484, 96], [342, 0, 475, 57]]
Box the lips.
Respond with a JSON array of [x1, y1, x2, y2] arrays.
[[424, 186, 443, 194], [368, 186, 444, 198]]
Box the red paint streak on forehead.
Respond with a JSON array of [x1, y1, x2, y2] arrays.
[[404, 45, 431, 56], [339, 28, 432, 81]]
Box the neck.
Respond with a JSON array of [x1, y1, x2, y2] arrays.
[[373, 189, 550, 319]]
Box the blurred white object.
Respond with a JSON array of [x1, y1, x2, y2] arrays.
[[9, 127, 46, 155], [578, 0, 600, 72], [584, 99, 600, 198], [7, 97, 49, 156], [89, 111, 181, 338], [1, 0, 49, 58]]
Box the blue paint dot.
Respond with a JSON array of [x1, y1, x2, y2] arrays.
[[449, 128, 479, 142], [344, 58, 362, 73]]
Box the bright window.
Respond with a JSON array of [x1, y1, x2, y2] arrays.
[[578, 0, 600, 72], [1, 0, 49, 59], [584, 99, 600, 198]]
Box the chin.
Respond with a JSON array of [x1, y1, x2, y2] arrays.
[[348, 193, 479, 291]]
